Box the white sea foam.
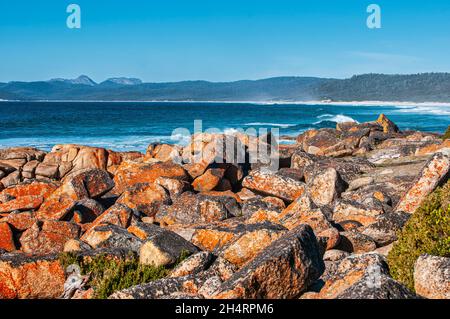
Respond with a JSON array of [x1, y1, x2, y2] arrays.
[[314, 114, 358, 124], [393, 105, 450, 116]]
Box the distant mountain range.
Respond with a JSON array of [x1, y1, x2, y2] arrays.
[[1, 73, 450, 102]]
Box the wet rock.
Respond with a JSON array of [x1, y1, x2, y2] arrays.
[[0, 222, 16, 252], [242, 168, 306, 202], [116, 182, 171, 217], [213, 225, 324, 299], [396, 151, 450, 214], [414, 254, 450, 299], [20, 220, 81, 255], [307, 167, 347, 207]]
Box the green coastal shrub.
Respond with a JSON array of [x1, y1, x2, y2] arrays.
[[388, 180, 450, 291], [443, 125, 450, 140], [59, 250, 190, 299]]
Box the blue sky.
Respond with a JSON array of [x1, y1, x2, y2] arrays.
[[1, 0, 450, 82]]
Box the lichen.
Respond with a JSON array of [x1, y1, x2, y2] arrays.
[[387, 180, 450, 291]]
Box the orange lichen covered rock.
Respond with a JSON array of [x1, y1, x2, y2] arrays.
[[116, 183, 170, 216], [2, 211, 37, 231], [396, 151, 450, 214], [36, 169, 114, 220], [242, 168, 306, 202], [145, 143, 181, 162], [220, 224, 286, 268], [213, 225, 324, 299], [0, 222, 16, 252], [332, 200, 384, 226], [1, 181, 58, 200], [191, 228, 236, 252], [19, 220, 81, 255], [0, 254, 65, 299], [89, 203, 133, 230], [113, 161, 189, 194], [0, 195, 44, 213], [277, 194, 340, 250], [192, 168, 225, 192]]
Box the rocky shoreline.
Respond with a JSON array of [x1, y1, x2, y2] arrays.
[[0, 114, 449, 299]]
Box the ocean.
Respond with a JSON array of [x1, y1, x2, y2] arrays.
[[0, 101, 449, 152]]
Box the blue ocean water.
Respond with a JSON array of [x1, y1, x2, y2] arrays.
[[0, 101, 449, 152]]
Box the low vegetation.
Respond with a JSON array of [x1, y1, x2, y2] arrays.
[[388, 180, 450, 291], [443, 125, 450, 140], [59, 250, 190, 299]]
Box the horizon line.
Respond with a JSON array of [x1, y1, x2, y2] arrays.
[[3, 71, 450, 85]]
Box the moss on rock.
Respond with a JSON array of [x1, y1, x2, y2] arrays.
[[388, 180, 450, 291]]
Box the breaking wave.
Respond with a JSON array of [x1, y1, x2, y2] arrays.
[[314, 114, 358, 125]]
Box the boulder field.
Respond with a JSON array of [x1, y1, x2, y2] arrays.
[[0, 114, 448, 299]]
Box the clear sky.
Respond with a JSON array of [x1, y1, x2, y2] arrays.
[[1, 0, 450, 82]]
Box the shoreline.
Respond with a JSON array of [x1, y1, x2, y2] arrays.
[[1, 99, 450, 107]]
